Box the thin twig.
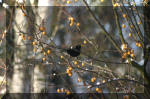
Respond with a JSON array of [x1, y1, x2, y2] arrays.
[[82, 0, 122, 54]]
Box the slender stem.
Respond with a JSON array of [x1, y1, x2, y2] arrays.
[[127, 2, 144, 47], [82, 0, 122, 53], [118, 3, 138, 42], [113, 7, 126, 44], [132, 0, 144, 29]]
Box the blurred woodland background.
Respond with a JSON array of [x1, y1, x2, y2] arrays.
[[0, 0, 150, 99]]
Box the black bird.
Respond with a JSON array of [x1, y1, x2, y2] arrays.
[[66, 45, 81, 57]]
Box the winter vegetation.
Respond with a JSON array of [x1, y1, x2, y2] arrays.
[[0, 0, 150, 98]]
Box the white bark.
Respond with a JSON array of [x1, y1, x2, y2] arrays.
[[9, 0, 55, 93], [33, 0, 54, 93], [10, 8, 27, 93]]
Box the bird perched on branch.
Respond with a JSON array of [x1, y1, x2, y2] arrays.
[[66, 45, 81, 57], [46, 44, 81, 57]]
